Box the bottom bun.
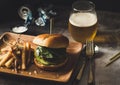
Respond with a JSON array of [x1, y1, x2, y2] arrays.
[[34, 57, 68, 71]]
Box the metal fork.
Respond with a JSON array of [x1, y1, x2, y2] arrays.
[[86, 40, 95, 85]]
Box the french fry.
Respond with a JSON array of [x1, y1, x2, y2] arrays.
[[26, 42, 31, 65], [5, 57, 15, 68], [0, 51, 12, 66], [14, 59, 18, 73], [1, 46, 12, 52], [0, 54, 6, 60], [0, 40, 32, 70], [21, 43, 26, 70], [21, 42, 31, 70]]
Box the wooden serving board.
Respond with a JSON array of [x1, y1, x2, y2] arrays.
[[0, 32, 82, 82]]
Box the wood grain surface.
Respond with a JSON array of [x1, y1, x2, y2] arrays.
[[0, 32, 82, 83]]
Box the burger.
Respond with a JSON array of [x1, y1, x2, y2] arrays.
[[33, 34, 69, 71]]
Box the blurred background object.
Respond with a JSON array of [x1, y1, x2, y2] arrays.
[[0, 0, 120, 23]]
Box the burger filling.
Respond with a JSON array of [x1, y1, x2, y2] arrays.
[[34, 46, 67, 66]]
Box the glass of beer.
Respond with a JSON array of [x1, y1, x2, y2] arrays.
[[68, 1, 98, 44]]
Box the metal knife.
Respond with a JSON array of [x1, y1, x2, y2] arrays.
[[73, 58, 86, 85]]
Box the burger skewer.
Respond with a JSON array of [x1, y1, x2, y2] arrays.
[[50, 18, 53, 35]]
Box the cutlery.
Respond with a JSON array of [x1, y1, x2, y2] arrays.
[[73, 58, 86, 85], [86, 40, 95, 85], [76, 60, 86, 80], [72, 49, 87, 85]]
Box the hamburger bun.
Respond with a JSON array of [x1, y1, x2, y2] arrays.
[[33, 34, 69, 48]]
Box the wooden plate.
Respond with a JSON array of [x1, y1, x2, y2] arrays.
[[0, 32, 82, 82]]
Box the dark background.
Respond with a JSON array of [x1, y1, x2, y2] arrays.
[[0, 0, 120, 23]]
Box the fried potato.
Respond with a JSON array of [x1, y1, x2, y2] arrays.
[[0, 51, 12, 66]]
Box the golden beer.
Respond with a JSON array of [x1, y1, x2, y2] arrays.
[[68, 12, 98, 43]]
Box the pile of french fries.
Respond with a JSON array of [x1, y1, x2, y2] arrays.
[[0, 40, 31, 71]]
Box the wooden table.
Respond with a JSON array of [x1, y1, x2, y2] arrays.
[[0, 7, 120, 85]]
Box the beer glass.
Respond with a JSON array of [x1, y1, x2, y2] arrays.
[[68, 1, 98, 44]]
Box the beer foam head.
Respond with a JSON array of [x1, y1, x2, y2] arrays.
[[69, 13, 97, 27]]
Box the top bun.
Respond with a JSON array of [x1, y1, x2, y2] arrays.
[[33, 34, 69, 48]]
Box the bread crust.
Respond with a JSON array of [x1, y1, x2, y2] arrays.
[[33, 34, 69, 48]]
